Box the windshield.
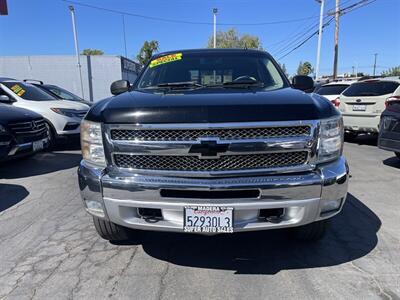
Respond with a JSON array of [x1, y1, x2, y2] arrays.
[[44, 85, 83, 101], [315, 84, 349, 95], [136, 52, 286, 91], [342, 81, 399, 97], [3, 82, 59, 101]]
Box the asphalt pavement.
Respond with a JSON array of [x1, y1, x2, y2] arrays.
[[0, 136, 399, 300]]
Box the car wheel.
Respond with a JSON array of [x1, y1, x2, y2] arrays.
[[93, 217, 133, 242], [291, 220, 327, 241], [395, 152, 400, 160], [45, 122, 56, 150], [344, 132, 358, 142]]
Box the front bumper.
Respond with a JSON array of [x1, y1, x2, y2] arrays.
[[0, 137, 49, 161], [78, 156, 349, 233]]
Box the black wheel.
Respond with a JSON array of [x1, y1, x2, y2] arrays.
[[45, 122, 56, 150], [395, 152, 400, 160], [291, 220, 327, 241], [93, 217, 133, 241], [344, 132, 358, 142]]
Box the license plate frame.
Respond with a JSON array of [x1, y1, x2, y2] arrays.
[[184, 206, 234, 233], [352, 104, 367, 111]]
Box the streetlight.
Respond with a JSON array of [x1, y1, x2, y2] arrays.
[[69, 5, 85, 99], [315, 0, 325, 80], [213, 8, 218, 48]]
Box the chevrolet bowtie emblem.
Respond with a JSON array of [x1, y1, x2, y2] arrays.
[[189, 140, 229, 158]]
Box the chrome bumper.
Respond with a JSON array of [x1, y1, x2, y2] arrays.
[[78, 156, 349, 233]]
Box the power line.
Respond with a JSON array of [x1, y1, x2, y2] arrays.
[[275, 0, 378, 61], [61, 0, 320, 26]]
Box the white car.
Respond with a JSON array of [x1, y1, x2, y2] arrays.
[[0, 79, 89, 145], [339, 77, 400, 135], [314, 81, 355, 107]]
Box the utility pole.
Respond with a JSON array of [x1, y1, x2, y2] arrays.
[[213, 8, 218, 48], [373, 53, 378, 76], [122, 14, 128, 58], [352, 66, 355, 76], [315, 0, 325, 80], [333, 0, 340, 80], [69, 5, 85, 99]]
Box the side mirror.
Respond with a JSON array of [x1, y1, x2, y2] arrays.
[[292, 75, 314, 92], [110, 80, 130, 96], [0, 95, 13, 103]]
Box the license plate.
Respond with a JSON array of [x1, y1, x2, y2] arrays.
[[184, 206, 233, 233], [32, 140, 44, 151], [352, 104, 366, 111]]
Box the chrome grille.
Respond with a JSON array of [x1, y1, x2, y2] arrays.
[[8, 118, 48, 143], [111, 126, 311, 141], [113, 152, 308, 172], [9, 119, 47, 135]]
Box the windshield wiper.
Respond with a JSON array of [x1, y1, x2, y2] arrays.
[[156, 81, 204, 89]]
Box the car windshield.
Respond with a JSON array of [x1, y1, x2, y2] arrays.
[[315, 84, 349, 95], [2, 82, 59, 101], [342, 81, 399, 97], [44, 85, 83, 101], [136, 51, 286, 91]]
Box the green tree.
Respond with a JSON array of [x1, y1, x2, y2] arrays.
[[81, 49, 104, 55], [207, 28, 262, 49], [381, 66, 400, 77], [297, 61, 314, 76], [137, 40, 159, 66]]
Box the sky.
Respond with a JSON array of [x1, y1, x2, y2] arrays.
[[0, 0, 399, 76]]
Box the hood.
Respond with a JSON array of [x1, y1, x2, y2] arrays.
[[86, 87, 340, 124], [0, 104, 42, 125]]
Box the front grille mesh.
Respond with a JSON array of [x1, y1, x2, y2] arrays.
[[114, 152, 308, 172], [111, 126, 311, 141]]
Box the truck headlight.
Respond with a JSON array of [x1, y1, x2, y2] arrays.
[[317, 116, 344, 163], [80, 120, 106, 166]]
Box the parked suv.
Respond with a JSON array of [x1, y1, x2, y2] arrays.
[[339, 77, 400, 137], [23, 79, 92, 107], [0, 79, 90, 146], [378, 94, 400, 159], [78, 49, 348, 242], [0, 102, 48, 161]]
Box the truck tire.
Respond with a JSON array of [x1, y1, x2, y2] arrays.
[[395, 152, 400, 160], [93, 217, 132, 241], [291, 220, 327, 241]]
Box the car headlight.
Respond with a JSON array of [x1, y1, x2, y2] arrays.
[[317, 116, 344, 163], [80, 120, 106, 166], [51, 108, 84, 118]]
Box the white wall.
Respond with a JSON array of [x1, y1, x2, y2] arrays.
[[0, 55, 139, 102]]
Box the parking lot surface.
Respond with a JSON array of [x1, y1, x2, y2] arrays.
[[0, 138, 399, 300]]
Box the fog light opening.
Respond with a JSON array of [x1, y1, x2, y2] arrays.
[[321, 198, 343, 215], [259, 208, 285, 223], [84, 200, 105, 218], [138, 208, 163, 223]]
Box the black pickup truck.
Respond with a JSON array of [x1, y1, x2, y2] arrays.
[[78, 49, 349, 242]]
